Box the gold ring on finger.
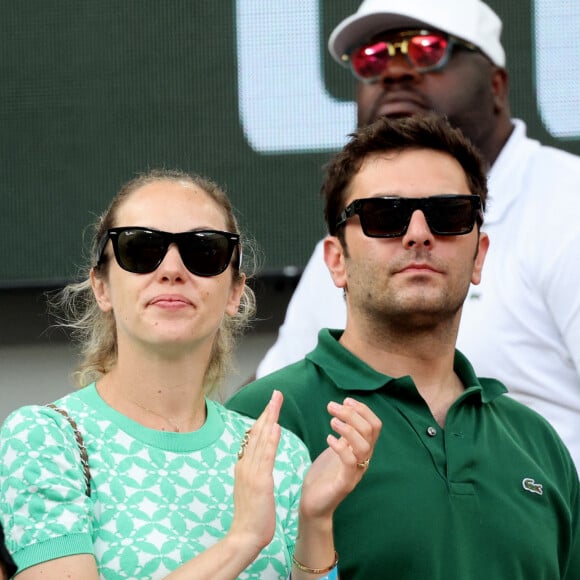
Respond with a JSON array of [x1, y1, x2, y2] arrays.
[[356, 458, 370, 469], [237, 429, 252, 460]]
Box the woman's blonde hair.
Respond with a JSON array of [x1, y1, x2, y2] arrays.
[[50, 169, 256, 395]]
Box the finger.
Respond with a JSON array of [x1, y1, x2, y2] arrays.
[[240, 391, 283, 463], [328, 399, 381, 449], [241, 423, 281, 475], [325, 433, 359, 473], [344, 398, 383, 439], [329, 415, 372, 464], [327, 399, 382, 466], [247, 390, 283, 439], [326, 432, 350, 457], [267, 389, 283, 423], [327, 401, 373, 453], [330, 398, 382, 438]]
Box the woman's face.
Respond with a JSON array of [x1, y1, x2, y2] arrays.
[[91, 179, 244, 358]]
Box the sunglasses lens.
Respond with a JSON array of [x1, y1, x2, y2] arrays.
[[109, 229, 237, 276], [407, 34, 449, 70], [426, 198, 477, 235], [350, 40, 391, 80], [350, 33, 451, 80], [351, 196, 479, 237], [359, 198, 410, 237], [116, 229, 166, 273], [181, 231, 234, 277]]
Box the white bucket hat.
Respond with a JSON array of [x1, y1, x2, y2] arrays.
[[328, 0, 505, 67]]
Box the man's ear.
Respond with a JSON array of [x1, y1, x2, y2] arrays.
[[324, 235, 348, 290], [90, 268, 113, 312], [471, 232, 490, 286], [491, 66, 509, 114]]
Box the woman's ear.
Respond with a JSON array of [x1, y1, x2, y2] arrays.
[[225, 273, 246, 317], [90, 268, 113, 312]]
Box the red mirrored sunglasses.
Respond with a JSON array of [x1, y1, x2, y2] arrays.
[[342, 30, 478, 83]]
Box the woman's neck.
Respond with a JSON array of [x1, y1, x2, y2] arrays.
[[97, 348, 210, 432]]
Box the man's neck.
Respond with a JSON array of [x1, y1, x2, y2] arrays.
[[480, 117, 514, 168], [339, 323, 462, 427]]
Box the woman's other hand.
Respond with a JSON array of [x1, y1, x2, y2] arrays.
[[300, 397, 382, 519]]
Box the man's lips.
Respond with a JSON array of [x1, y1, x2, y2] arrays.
[[373, 92, 429, 119], [376, 99, 427, 118], [397, 263, 441, 275]]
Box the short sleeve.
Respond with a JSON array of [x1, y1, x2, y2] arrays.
[[0, 405, 95, 571]]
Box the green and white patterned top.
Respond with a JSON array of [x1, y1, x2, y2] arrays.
[[0, 383, 311, 579]]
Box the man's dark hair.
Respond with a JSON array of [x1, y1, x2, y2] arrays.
[[322, 113, 489, 238]]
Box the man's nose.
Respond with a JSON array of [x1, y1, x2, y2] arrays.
[[401, 210, 433, 248], [378, 52, 422, 84]]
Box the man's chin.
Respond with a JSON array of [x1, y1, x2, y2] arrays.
[[360, 105, 426, 127]]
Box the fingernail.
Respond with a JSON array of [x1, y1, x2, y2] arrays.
[[328, 401, 340, 411], [269, 390, 279, 407]]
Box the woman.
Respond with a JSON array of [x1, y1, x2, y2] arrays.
[[0, 169, 380, 579]]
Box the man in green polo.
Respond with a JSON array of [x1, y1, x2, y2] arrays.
[[228, 114, 580, 579]]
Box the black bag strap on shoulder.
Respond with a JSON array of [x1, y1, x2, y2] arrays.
[[46, 404, 91, 497]]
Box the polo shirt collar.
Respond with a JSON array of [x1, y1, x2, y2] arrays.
[[308, 329, 506, 404]]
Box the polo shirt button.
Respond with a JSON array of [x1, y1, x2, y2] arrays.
[[426, 426, 437, 437]]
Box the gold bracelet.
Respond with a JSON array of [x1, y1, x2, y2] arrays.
[[292, 550, 338, 574]]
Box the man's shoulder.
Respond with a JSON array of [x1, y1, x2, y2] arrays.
[[506, 136, 580, 228], [482, 379, 552, 423], [487, 385, 575, 459], [227, 357, 337, 457], [229, 359, 321, 413], [473, 378, 578, 481], [511, 122, 580, 171], [528, 140, 580, 184], [506, 124, 580, 185]]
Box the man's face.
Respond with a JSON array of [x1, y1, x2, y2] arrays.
[[325, 148, 488, 332], [354, 29, 499, 155]]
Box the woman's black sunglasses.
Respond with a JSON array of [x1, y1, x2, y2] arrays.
[[95, 227, 241, 277], [335, 195, 483, 238]]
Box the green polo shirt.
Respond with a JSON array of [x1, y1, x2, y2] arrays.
[[228, 329, 580, 580]]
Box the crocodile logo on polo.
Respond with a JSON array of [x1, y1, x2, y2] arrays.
[[522, 477, 543, 495]]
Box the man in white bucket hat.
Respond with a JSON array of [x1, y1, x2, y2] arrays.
[[255, 0, 580, 474]]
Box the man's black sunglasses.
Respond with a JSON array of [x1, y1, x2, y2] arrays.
[[335, 195, 483, 238], [95, 227, 240, 277]]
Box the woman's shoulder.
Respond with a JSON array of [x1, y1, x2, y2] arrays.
[[0, 390, 95, 456]]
